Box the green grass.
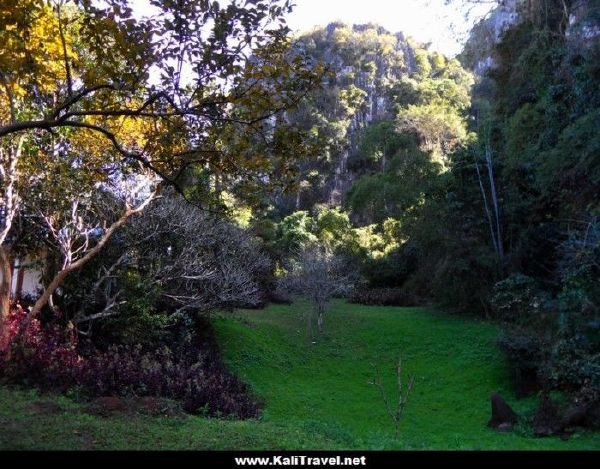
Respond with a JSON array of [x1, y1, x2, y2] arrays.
[[1, 300, 600, 449], [214, 300, 600, 449], [0, 387, 348, 450]]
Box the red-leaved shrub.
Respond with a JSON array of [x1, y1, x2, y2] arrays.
[[0, 304, 83, 389], [0, 303, 259, 419], [77, 345, 259, 418]]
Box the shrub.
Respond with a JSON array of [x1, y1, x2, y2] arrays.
[[267, 290, 293, 305], [497, 328, 547, 398], [0, 304, 83, 390], [360, 249, 416, 288], [493, 233, 600, 406], [491, 274, 550, 324], [0, 304, 259, 419], [545, 334, 600, 403], [349, 287, 419, 307], [78, 345, 259, 418]]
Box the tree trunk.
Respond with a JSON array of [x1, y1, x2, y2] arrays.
[[306, 309, 313, 343], [485, 144, 504, 261], [30, 269, 70, 317], [475, 161, 499, 255], [0, 246, 12, 348], [29, 190, 158, 318], [317, 305, 324, 334]]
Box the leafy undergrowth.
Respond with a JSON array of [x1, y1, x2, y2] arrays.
[[2, 300, 600, 449]]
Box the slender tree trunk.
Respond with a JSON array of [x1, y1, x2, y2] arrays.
[[306, 309, 313, 343], [0, 246, 12, 348], [485, 144, 504, 261], [30, 269, 70, 317], [317, 304, 324, 334], [475, 161, 499, 255], [475, 142, 504, 264]]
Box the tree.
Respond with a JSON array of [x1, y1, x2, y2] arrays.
[[28, 161, 160, 317], [0, 0, 322, 334], [474, 139, 504, 261], [356, 121, 403, 172], [125, 194, 271, 316], [278, 244, 355, 339], [66, 192, 271, 335], [346, 148, 441, 224], [370, 356, 415, 439], [0, 136, 25, 320], [314, 206, 355, 252], [275, 211, 318, 254], [396, 102, 468, 160]]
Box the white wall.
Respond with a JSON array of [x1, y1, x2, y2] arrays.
[[0, 256, 44, 299], [17, 267, 43, 297]]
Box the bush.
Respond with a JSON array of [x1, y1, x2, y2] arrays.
[[545, 334, 600, 403], [78, 345, 259, 418], [349, 287, 419, 307], [493, 247, 600, 407], [267, 290, 293, 305], [491, 274, 550, 324], [360, 249, 416, 288], [497, 328, 547, 398], [0, 304, 83, 390], [0, 304, 259, 419]]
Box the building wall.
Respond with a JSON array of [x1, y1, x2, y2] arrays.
[[14, 265, 43, 298], [0, 255, 44, 299]]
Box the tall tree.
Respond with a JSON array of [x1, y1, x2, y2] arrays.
[[0, 0, 322, 335]]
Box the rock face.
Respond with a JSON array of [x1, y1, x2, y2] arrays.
[[288, 23, 424, 208], [488, 392, 518, 430], [461, 0, 522, 75], [461, 0, 595, 76]]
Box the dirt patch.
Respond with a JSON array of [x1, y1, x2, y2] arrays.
[[27, 401, 64, 415], [84, 396, 185, 418]]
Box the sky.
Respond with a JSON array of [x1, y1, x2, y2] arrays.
[[128, 0, 496, 58], [285, 0, 495, 56]]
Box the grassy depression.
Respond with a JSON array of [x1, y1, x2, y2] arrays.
[[1, 300, 599, 449]]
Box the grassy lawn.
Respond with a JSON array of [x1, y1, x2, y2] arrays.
[[1, 300, 599, 450]]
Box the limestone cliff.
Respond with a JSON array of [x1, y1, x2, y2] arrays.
[[285, 23, 425, 209], [460, 0, 597, 75]]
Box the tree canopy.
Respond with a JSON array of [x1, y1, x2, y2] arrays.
[[0, 0, 323, 326]]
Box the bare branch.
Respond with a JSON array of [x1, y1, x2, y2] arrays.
[[278, 244, 355, 338], [370, 356, 415, 439]]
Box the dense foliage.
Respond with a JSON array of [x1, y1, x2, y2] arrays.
[[0, 303, 259, 418], [0, 0, 316, 420]]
